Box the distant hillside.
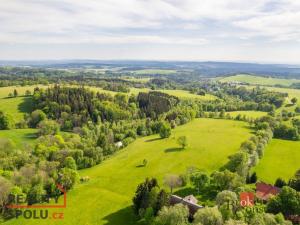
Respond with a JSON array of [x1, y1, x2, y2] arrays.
[[1, 60, 300, 78]]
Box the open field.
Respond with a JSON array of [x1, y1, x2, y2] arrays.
[[0, 85, 49, 123], [257, 86, 300, 99], [0, 97, 33, 123], [254, 139, 300, 184], [4, 118, 251, 225], [0, 85, 50, 98], [227, 111, 267, 119], [219, 74, 300, 86], [0, 128, 37, 148], [88, 87, 217, 101], [158, 89, 217, 100]]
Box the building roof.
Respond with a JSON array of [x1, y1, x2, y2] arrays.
[[183, 195, 198, 204], [170, 195, 203, 216], [286, 215, 300, 224], [256, 182, 281, 201]]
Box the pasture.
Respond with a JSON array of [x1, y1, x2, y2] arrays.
[[4, 118, 251, 225], [254, 139, 300, 184]]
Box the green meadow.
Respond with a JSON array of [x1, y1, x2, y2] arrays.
[[227, 111, 267, 119], [254, 139, 300, 184], [219, 74, 300, 86], [0, 85, 49, 123], [4, 118, 251, 225], [0, 129, 37, 149], [87, 86, 217, 101], [158, 89, 217, 100]]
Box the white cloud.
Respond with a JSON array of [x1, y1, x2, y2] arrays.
[[1, 0, 299, 43], [1, 0, 300, 61]]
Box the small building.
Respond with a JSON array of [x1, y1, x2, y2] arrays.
[[170, 195, 203, 216], [256, 182, 281, 201], [115, 141, 123, 148], [286, 215, 300, 224], [183, 195, 198, 204]]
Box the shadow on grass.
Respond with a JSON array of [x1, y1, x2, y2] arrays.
[[136, 164, 146, 168], [24, 132, 38, 140], [103, 205, 140, 225], [285, 103, 294, 107], [145, 137, 161, 142], [164, 147, 183, 153], [17, 97, 34, 114]]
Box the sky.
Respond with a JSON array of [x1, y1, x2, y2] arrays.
[[1, 0, 300, 63]]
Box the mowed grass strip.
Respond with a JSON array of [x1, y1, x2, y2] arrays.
[[4, 118, 251, 225], [254, 139, 300, 184]]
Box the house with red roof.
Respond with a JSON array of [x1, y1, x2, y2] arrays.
[[256, 182, 281, 201]]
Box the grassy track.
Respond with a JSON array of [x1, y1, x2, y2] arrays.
[[254, 139, 300, 183], [4, 118, 251, 225], [219, 74, 300, 86]]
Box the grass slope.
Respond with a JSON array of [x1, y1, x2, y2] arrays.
[[4, 119, 251, 225], [158, 90, 217, 101], [227, 111, 267, 119], [87, 87, 217, 101], [0, 128, 37, 148], [0, 85, 49, 123], [254, 139, 300, 184], [220, 74, 300, 87]]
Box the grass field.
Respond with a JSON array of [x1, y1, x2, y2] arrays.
[[0, 85, 50, 98], [88, 87, 217, 101], [4, 118, 251, 225], [0, 128, 37, 148], [254, 139, 300, 184], [243, 85, 300, 113], [158, 90, 217, 100], [258, 86, 300, 99], [0, 85, 49, 123], [219, 74, 300, 87], [227, 111, 267, 119]]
